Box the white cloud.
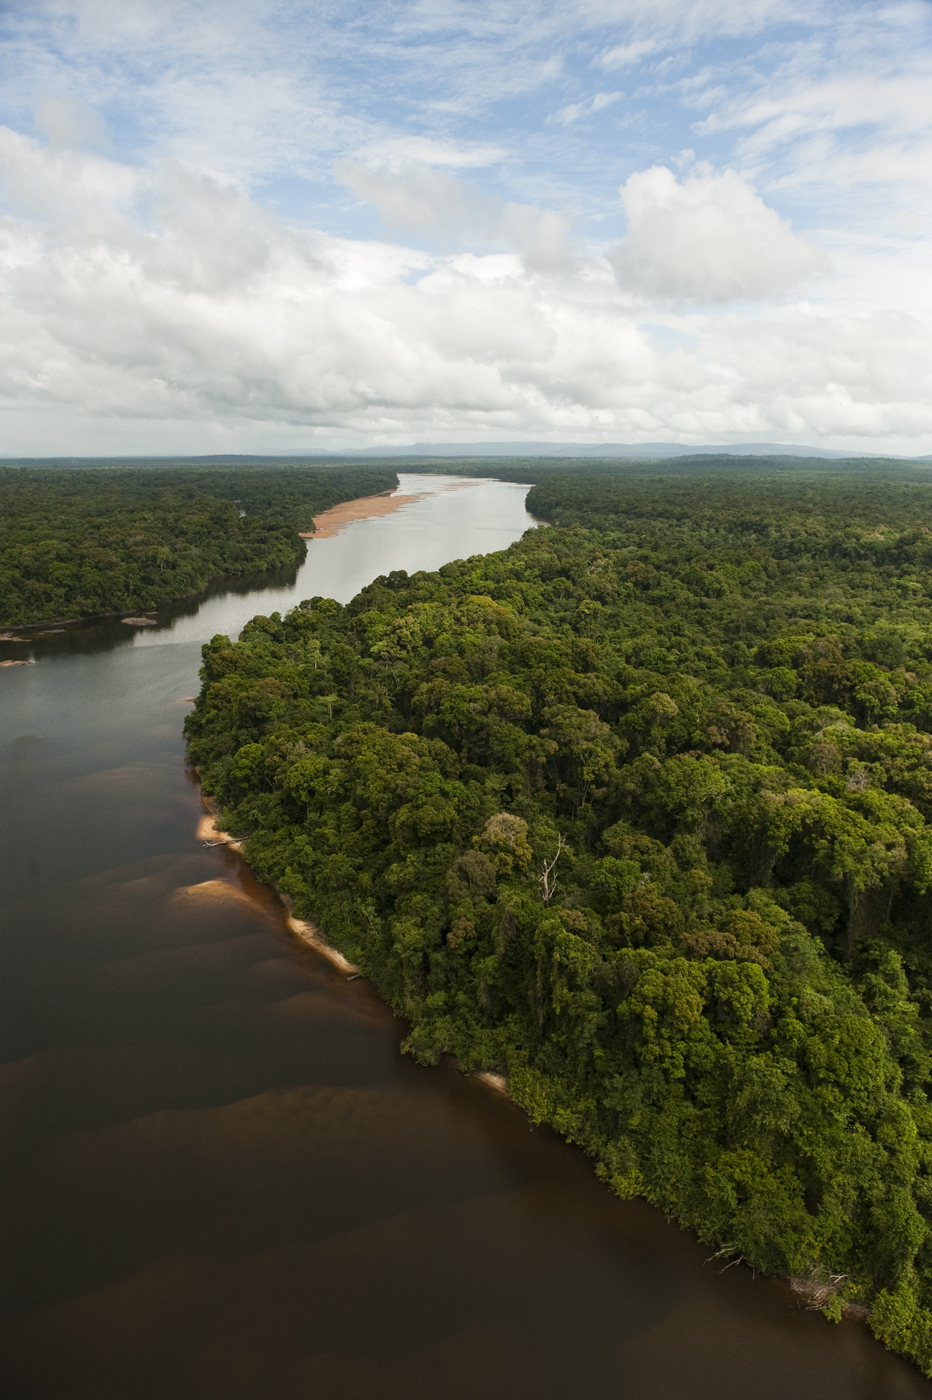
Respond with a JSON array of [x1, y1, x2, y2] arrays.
[[335, 159, 573, 272], [0, 141, 928, 457], [683, 5, 932, 224], [336, 160, 478, 235], [500, 204, 573, 273], [0, 125, 140, 230], [595, 40, 658, 70], [554, 91, 623, 126], [0, 1, 929, 455], [580, 0, 819, 42], [608, 164, 827, 303], [349, 137, 505, 172], [34, 95, 107, 150]]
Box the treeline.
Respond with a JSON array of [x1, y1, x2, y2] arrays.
[[187, 464, 932, 1375], [400, 452, 932, 487], [0, 465, 397, 626]]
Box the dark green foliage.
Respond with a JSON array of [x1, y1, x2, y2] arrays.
[[400, 452, 932, 488], [187, 464, 932, 1375], [0, 464, 397, 625]]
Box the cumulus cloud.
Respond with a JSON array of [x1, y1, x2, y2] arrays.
[[336, 160, 573, 272], [337, 160, 476, 235], [0, 0, 929, 456], [608, 164, 827, 303], [0, 137, 928, 457], [500, 204, 573, 273], [0, 125, 140, 232], [34, 97, 108, 151]]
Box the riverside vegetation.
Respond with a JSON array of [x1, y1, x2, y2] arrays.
[[0, 463, 397, 626], [186, 462, 932, 1374]]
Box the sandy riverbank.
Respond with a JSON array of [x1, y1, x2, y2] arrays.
[[300, 489, 429, 539], [196, 804, 360, 974], [194, 799, 512, 1092]]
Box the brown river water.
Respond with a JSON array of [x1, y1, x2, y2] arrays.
[[1, 475, 929, 1399]]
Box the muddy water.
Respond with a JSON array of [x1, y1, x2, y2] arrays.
[[0, 475, 928, 1399]]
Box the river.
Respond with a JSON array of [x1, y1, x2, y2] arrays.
[[1, 474, 928, 1399]]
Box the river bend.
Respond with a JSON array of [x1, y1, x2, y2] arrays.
[[1, 476, 928, 1399]]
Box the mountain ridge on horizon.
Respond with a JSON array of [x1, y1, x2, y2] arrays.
[[337, 440, 919, 460], [4, 442, 932, 466]]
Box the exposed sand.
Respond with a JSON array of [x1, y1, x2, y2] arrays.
[[171, 879, 258, 909], [196, 803, 360, 974], [196, 813, 244, 852], [283, 909, 360, 975], [472, 1070, 510, 1096], [193, 805, 517, 1069], [0, 658, 34, 668], [299, 490, 428, 539]]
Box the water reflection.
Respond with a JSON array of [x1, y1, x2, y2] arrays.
[[0, 475, 536, 664], [0, 478, 929, 1398]]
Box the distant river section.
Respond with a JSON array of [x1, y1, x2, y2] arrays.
[[0, 475, 928, 1398]]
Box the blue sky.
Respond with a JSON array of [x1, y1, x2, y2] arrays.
[[0, 0, 930, 454]]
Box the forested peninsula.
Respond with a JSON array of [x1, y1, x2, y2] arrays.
[[0, 463, 397, 626], [186, 460, 932, 1375]]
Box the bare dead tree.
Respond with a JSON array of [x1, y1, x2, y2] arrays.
[[539, 834, 567, 905]]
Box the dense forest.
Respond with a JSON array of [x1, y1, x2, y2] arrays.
[[186, 461, 932, 1375], [0, 464, 397, 626], [401, 451, 932, 487]]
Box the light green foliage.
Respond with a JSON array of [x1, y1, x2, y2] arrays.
[[186, 464, 932, 1375]]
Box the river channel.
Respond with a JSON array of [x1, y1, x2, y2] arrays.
[[1, 474, 929, 1399]]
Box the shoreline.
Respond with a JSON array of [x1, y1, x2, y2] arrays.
[[0, 609, 149, 635], [196, 802, 360, 975], [194, 796, 510, 1096], [0, 479, 498, 633], [300, 488, 428, 539], [0, 489, 421, 632]]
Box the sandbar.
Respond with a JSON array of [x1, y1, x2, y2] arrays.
[[193, 804, 516, 1073], [171, 879, 258, 909], [196, 812, 245, 851], [196, 802, 360, 974], [472, 1070, 510, 1096], [300, 490, 428, 539]]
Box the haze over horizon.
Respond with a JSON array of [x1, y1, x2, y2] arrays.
[[1, 1, 930, 458]]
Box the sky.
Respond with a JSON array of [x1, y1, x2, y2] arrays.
[[0, 0, 930, 456]]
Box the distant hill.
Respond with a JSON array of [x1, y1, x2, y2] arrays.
[[4, 443, 930, 467], [338, 440, 930, 460]]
